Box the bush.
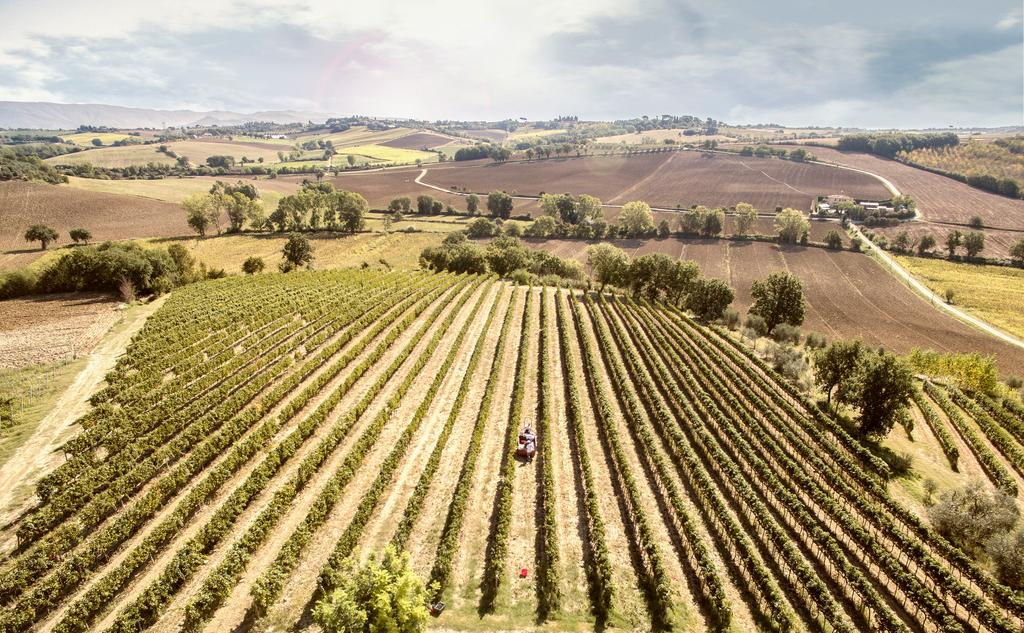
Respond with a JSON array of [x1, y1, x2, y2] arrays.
[[850, 236, 863, 252], [804, 332, 827, 350], [824, 230, 843, 249], [241, 256, 265, 275], [466, 218, 497, 238], [929, 481, 1019, 556], [968, 215, 984, 229], [314, 546, 430, 633], [744, 314, 768, 337], [988, 530, 1024, 589], [508, 268, 535, 286], [768, 343, 808, 385], [770, 323, 801, 345]]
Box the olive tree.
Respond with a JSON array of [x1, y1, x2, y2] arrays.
[[24, 224, 58, 250], [749, 271, 805, 332]]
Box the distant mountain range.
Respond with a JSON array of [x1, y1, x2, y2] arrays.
[[0, 101, 334, 130]]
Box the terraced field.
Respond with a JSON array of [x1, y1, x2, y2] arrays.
[[1, 269, 1022, 632]]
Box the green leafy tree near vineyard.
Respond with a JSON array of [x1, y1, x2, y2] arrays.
[[280, 233, 314, 272], [314, 546, 430, 633], [23, 224, 58, 250], [748, 271, 805, 332]]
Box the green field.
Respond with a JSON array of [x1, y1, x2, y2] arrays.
[[896, 255, 1024, 339], [59, 132, 137, 147], [0, 360, 85, 468]]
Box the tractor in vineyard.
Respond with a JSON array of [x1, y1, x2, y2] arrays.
[[515, 426, 537, 462]]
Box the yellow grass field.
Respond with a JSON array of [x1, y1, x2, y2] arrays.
[[143, 230, 445, 273], [63, 176, 298, 211], [59, 132, 137, 146], [45, 144, 175, 168], [507, 127, 567, 140], [316, 125, 415, 147], [896, 255, 1024, 340], [331, 144, 438, 164], [47, 140, 285, 168]]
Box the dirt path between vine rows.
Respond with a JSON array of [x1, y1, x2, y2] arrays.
[[0, 297, 164, 537]]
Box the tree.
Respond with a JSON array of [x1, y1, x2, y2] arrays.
[[893, 231, 911, 253], [466, 193, 479, 215], [813, 340, 866, 410], [182, 193, 218, 237], [346, 154, 356, 167], [930, 481, 1019, 556], [850, 351, 913, 437], [486, 191, 514, 219], [702, 208, 725, 237], [91, 138, 103, 147], [945, 230, 962, 257], [657, 219, 671, 238], [24, 224, 58, 250], [242, 256, 265, 274], [69, 228, 92, 245], [1009, 238, 1024, 265], [484, 235, 529, 275], [626, 254, 698, 304], [415, 195, 433, 214], [774, 208, 810, 244], [431, 200, 444, 214], [917, 234, 937, 256], [577, 194, 603, 222], [526, 215, 558, 237], [619, 200, 655, 237], [467, 217, 497, 237], [988, 530, 1024, 589], [749, 271, 805, 332], [963, 231, 985, 258], [389, 196, 411, 214], [824, 230, 843, 250], [314, 546, 430, 633], [337, 191, 369, 234], [540, 193, 580, 224], [225, 192, 264, 232], [586, 243, 629, 292], [733, 202, 758, 236], [280, 233, 314, 271], [685, 278, 735, 322]]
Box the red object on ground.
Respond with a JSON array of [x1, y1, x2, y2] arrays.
[[520, 567, 528, 578]]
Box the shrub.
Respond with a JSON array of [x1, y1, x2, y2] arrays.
[[314, 546, 430, 633], [744, 314, 768, 337], [929, 481, 1018, 556], [850, 236, 863, 252], [988, 530, 1024, 589], [770, 323, 801, 345], [968, 215, 984, 229], [242, 257, 265, 275], [824, 230, 843, 249], [804, 331, 827, 350]]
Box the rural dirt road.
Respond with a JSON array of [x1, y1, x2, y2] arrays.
[[0, 297, 164, 537], [851, 224, 1024, 352]]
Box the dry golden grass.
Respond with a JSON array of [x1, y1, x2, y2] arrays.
[[896, 255, 1024, 340]]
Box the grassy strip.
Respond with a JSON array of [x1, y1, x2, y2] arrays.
[[427, 287, 518, 599], [389, 284, 503, 551], [911, 385, 960, 469], [572, 296, 674, 630], [479, 288, 533, 612], [535, 291, 561, 619]]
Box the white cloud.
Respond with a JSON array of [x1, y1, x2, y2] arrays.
[[0, 0, 1019, 126]]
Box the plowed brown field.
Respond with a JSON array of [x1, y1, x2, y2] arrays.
[[0, 181, 185, 270], [422, 151, 890, 211], [527, 238, 1024, 374], [774, 145, 1024, 231], [381, 132, 451, 150]]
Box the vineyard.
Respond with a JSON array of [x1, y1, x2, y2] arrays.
[[1, 268, 1023, 632]]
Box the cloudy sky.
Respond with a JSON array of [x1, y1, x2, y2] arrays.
[[1, 0, 1021, 128]]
